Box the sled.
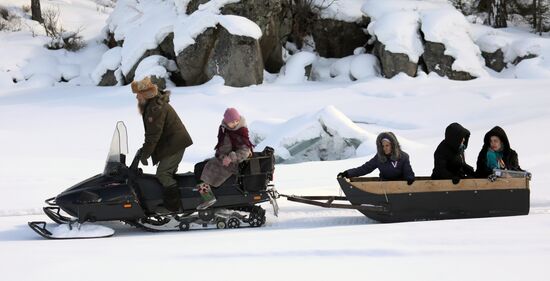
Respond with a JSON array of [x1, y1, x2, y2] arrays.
[[286, 175, 530, 223]]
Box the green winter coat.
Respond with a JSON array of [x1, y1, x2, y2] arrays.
[[141, 92, 193, 165]]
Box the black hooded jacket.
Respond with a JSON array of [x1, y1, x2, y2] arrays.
[[431, 123, 475, 180], [475, 126, 522, 177], [346, 132, 415, 181]]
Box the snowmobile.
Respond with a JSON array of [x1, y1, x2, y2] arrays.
[[284, 172, 531, 223], [28, 121, 279, 239]]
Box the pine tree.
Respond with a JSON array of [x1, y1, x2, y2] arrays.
[[488, 0, 508, 28]]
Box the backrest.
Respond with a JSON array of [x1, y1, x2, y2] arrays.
[[239, 146, 275, 192]]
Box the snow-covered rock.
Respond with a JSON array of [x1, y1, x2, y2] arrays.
[[250, 106, 376, 163], [99, 0, 264, 87], [362, 0, 488, 79], [276, 52, 317, 84], [92, 46, 123, 86]]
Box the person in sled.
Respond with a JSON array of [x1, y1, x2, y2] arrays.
[[431, 122, 475, 184], [337, 132, 415, 185], [475, 126, 523, 178], [132, 76, 193, 212], [197, 108, 254, 210]]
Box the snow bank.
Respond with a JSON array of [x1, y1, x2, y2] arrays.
[[0, 0, 110, 88], [251, 106, 376, 163], [350, 53, 381, 80], [420, 8, 487, 77], [107, 0, 178, 76], [366, 10, 424, 63], [308, 49, 381, 82], [134, 55, 178, 83], [91, 46, 123, 85], [276, 52, 317, 84]]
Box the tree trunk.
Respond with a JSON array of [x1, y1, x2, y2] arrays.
[[31, 0, 43, 23], [488, 0, 508, 28]]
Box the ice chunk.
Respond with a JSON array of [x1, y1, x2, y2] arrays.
[[251, 106, 376, 163]]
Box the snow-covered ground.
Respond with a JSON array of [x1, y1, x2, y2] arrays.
[[2, 75, 550, 280], [1, 0, 550, 280]]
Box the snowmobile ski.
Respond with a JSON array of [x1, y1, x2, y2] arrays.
[[28, 221, 115, 239]]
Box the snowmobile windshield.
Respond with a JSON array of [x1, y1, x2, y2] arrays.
[[104, 121, 129, 175]]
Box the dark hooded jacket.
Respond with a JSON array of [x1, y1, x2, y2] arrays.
[[141, 91, 193, 165], [345, 132, 415, 181], [475, 126, 522, 177], [431, 122, 475, 180]]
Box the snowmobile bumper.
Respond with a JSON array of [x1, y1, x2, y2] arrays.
[[43, 206, 74, 224]]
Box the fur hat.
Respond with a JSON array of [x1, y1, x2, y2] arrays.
[[131, 76, 158, 99]]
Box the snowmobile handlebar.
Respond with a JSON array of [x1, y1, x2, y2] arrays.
[[130, 148, 143, 173]]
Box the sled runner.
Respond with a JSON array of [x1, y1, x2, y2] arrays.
[[28, 121, 278, 239], [286, 174, 530, 223]]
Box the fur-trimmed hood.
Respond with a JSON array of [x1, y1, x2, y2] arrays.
[[376, 132, 402, 162]]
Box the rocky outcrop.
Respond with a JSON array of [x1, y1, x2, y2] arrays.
[[372, 41, 417, 78], [311, 17, 370, 58], [422, 41, 474, 80], [482, 49, 506, 72], [512, 54, 537, 65]]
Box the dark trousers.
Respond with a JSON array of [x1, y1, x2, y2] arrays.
[[156, 148, 185, 187]]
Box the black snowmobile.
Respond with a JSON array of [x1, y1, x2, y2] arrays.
[[28, 121, 279, 239]]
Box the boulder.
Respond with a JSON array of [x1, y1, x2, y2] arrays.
[[221, 0, 291, 73], [176, 25, 263, 87], [311, 17, 370, 58], [373, 41, 417, 78], [98, 69, 119, 86], [205, 26, 264, 87], [422, 41, 474, 80], [176, 27, 218, 86], [482, 49, 506, 72]]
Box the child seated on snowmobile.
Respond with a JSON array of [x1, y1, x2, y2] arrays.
[[475, 126, 524, 178], [338, 132, 415, 185], [196, 108, 254, 210], [431, 122, 475, 184]]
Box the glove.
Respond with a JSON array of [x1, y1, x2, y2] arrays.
[[452, 177, 460, 185], [526, 172, 532, 180], [464, 165, 475, 177], [337, 171, 349, 178], [140, 157, 148, 166], [488, 174, 497, 182], [407, 179, 414, 185]]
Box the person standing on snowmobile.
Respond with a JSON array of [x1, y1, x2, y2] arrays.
[[431, 122, 475, 183], [197, 108, 254, 210], [132, 76, 193, 212], [337, 132, 415, 185], [475, 126, 523, 178]]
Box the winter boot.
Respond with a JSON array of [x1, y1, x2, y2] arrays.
[[197, 183, 217, 210], [163, 184, 182, 213]]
